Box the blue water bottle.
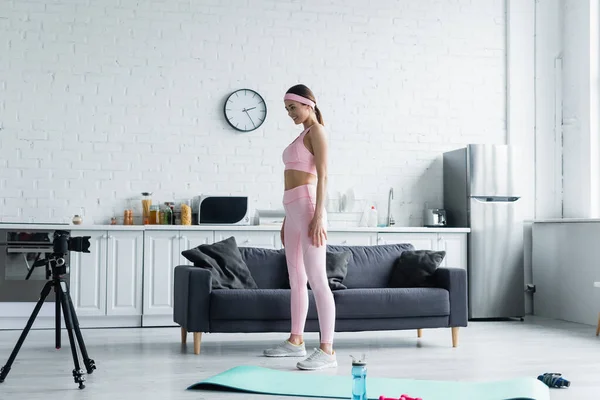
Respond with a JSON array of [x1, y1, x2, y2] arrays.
[[351, 354, 367, 400]]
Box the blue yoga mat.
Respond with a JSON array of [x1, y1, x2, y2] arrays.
[[188, 365, 550, 400]]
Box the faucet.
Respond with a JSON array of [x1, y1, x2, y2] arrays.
[[387, 187, 395, 226]]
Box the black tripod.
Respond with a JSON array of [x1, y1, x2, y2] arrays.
[[0, 254, 96, 389]]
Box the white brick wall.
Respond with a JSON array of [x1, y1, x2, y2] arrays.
[[0, 0, 507, 226]]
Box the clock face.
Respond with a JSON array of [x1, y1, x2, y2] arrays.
[[223, 89, 267, 132]]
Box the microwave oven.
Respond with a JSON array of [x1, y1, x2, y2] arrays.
[[196, 196, 251, 225]]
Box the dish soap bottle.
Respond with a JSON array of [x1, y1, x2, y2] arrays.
[[350, 354, 367, 400]]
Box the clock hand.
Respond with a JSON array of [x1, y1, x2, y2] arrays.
[[245, 107, 256, 111], [244, 110, 256, 128]]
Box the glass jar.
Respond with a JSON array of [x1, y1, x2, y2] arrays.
[[141, 192, 152, 225], [149, 205, 160, 225], [180, 200, 192, 226], [162, 203, 173, 225], [123, 209, 133, 225]]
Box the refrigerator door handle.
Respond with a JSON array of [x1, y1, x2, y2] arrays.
[[471, 196, 520, 203]]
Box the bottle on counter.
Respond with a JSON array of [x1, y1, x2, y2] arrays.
[[367, 206, 378, 227]]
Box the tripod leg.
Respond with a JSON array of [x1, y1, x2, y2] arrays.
[[55, 285, 61, 350], [64, 280, 95, 374], [58, 281, 86, 389], [0, 280, 54, 383]]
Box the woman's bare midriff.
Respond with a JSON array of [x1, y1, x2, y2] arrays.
[[284, 170, 317, 190]]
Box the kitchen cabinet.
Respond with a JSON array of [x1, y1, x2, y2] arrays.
[[436, 232, 467, 269], [376, 232, 467, 269], [70, 230, 143, 323], [69, 231, 107, 317], [215, 230, 282, 249], [377, 232, 438, 250], [106, 231, 143, 316], [142, 230, 214, 326], [327, 232, 378, 246]]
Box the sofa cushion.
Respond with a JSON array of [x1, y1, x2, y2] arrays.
[[181, 236, 258, 290], [388, 250, 446, 288], [327, 243, 415, 289], [333, 287, 450, 319], [238, 247, 288, 289], [210, 289, 318, 320]]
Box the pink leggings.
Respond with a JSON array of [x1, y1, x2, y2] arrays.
[[283, 184, 335, 344]]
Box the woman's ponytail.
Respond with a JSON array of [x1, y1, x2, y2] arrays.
[[314, 105, 324, 126]]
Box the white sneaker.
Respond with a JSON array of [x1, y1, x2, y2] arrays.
[[263, 340, 307, 357], [296, 348, 338, 370]]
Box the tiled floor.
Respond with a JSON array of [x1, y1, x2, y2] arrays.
[[0, 316, 598, 399]]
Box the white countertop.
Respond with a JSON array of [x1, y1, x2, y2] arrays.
[[531, 218, 600, 224], [0, 223, 470, 233]]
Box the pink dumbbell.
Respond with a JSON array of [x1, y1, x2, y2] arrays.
[[378, 395, 423, 400]]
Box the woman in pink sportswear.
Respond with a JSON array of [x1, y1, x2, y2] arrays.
[[263, 84, 337, 371]]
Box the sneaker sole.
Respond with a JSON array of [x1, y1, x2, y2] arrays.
[[296, 360, 338, 370], [263, 351, 307, 358]]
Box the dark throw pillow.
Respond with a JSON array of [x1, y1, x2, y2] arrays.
[[388, 250, 446, 288], [181, 236, 258, 290], [306, 250, 352, 291]]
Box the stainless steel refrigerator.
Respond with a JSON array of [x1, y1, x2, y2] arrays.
[[443, 144, 525, 319]]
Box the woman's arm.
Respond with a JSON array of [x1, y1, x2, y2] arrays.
[[308, 124, 328, 246]]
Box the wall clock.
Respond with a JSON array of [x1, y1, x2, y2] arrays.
[[223, 89, 267, 132]]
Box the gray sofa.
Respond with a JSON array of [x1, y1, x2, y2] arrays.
[[174, 243, 468, 355]]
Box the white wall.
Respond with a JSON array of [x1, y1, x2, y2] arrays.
[[0, 0, 507, 225], [536, 0, 600, 219], [535, 0, 563, 219], [562, 0, 597, 218]]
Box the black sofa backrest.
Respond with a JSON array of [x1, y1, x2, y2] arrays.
[[327, 243, 414, 288], [239, 243, 414, 290], [238, 247, 289, 289]]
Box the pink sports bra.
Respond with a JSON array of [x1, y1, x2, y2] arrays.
[[282, 125, 317, 176]]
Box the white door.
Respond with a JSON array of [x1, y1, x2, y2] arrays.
[[179, 231, 215, 266], [215, 230, 282, 249], [69, 230, 107, 316], [437, 233, 467, 269], [377, 233, 438, 250], [142, 231, 179, 315], [106, 231, 143, 316], [327, 232, 377, 246]]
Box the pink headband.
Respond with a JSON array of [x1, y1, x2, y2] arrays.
[[284, 93, 315, 108]]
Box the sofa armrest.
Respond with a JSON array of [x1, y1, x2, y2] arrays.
[[434, 267, 467, 327], [174, 265, 212, 332]]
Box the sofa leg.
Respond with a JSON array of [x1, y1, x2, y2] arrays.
[[451, 327, 459, 348], [194, 332, 202, 355], [417, 329, 422, 338], [181, 327, 187, 344]]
